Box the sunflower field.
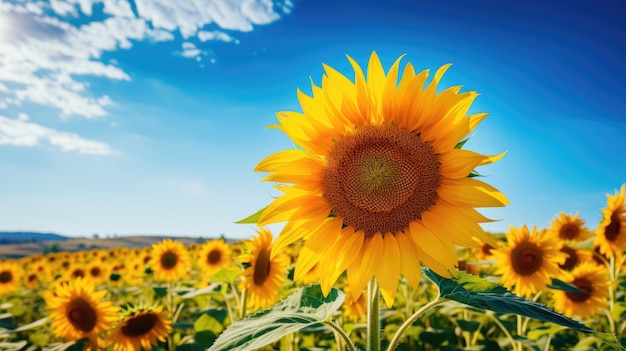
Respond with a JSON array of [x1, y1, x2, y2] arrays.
[[1, 53, 626, 351]]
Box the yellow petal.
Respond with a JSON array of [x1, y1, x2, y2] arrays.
[[395, 233, 422, 289], [347, 233, 383, 297], [375, 234, 401, 307]]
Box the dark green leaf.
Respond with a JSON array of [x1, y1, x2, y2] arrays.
[[548, 278, 590, 294], [153, 286, 168, 298], [194, 330, 218, 348], [456, 319, 480, 332], [422, 268, 595, 333], [455, 138, 469, 149], [235, 207, 266, 224]]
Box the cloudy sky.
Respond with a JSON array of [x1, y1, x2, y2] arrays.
[[0, 0, 624, 239]]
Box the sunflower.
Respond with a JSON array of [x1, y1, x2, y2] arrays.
[[594, 184, 626, 259], [551, 261, 609, 319], [254, 52, 508, 306], [492, 225, 567, 298], [197, 239, 233, 276], [149, 239, 191, 282], [85, 261, 110, 285], [342, 284, 366, 322], [111, 306, 171, 351], [558, 245, 593, 272], [239, 228, 290, 309], [45, 278, 119, 349], [471, 238, 499, 262], [548, 212, 593, 244], [0, 260, 21, 295]]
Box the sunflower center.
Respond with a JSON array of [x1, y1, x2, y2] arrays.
[[0, 271, 12, 283], [510, 241, 543, 276], [605, 212, 621, 241], [559, 223, 580, 240], [66, 298, 97, 332], [208, 250, 222, 265], [559, 246, 578, 271], [323, 125, 440, 237], [482, 243, 495, 256], [565, 277, 593, 302], [253, 248, 271, 286], [121, 313, 158, 337], [90, 267, 101, 277], [160, 251, 178, 270], [72, 269, 85, 279]]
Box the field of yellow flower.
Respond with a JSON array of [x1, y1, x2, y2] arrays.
[[1, 53, 625, 351]]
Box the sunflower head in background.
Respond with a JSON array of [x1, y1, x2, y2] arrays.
[[0, 260, 22, 296], [548, 212, 593, 244], [111, 305, 171, 351], [197, 239, 233, 277], [492, 225, 567, 298], [550, 261, 609, 319], [594, 184, 626, 259], [45, 277, 119, 349], [149, 239, 191, 282], [254, 51, 508, 306], [238, 227, 290, 309]]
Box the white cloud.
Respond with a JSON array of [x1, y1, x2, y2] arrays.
[[0, 114, 114, 155], [198, 30, 239, 44], [0, 0, 292, 151]]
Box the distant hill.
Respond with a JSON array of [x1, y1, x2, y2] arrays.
[[0, 232, 68, 244]]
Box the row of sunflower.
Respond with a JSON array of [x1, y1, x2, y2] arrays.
[[0, 184, 624, 350]]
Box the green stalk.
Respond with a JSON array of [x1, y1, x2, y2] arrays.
[[367, 278, 380, 351], [325, 320, 357, 351], [239, 288, 247, 320], [386, 298, 447, 351], [167, 281, 175, 351]]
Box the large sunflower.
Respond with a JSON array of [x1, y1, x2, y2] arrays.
[[492, 225, 566, 298], [149, 239, 191, 282], [254, 52, 508, 305], [238, 228, 290, 309], [594, 184, 626, 259], [551, 261, 609, 319], [0, 260, 22, 295], [45, 278, 119, 349], [548, 212, 593, 244], [197, 239, 233, 276], [111, 306, 171, 351]]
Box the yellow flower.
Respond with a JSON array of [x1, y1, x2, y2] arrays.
[[0, 260, 21, 295], [149, 239, 191, 282], [548, 212, 593, 243], [239, 228, 290, 309], [551, 262, 609, 319], [492, 225, 566, 298], [254, 52, 508, 306], [342, 284, 366, 322], [594, 184, 626, 259], [45, 278, 119, 349], [558, 245, 593, 272], [111, 306, 171, 351], [197, 239, 233, 276]]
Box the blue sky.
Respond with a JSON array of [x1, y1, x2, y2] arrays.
[[0, 0, 624, 239]]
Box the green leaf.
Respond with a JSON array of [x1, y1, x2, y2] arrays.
[[153, 286, 168, 298], [29, 330, 50, 347], [210, 269, 240, 284], [0, 313, 17, 330], [526, 324, 565, 340], [590, 332, 626, 351], [180, 284, 221, 299], [0, 341, 27, 351], [194, 313, 224, 335], [422, 268, 594, 333], [456, 319, 480, 332], [208, 284, 344, 351], [235, 207, 266, 224], [455, 138, 469, 149], [548, 278, 590, 294], [194, 330, 218, 348]]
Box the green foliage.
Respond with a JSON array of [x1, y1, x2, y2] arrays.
[[208, 285, 344, 351], [235, 207, 266, 224], [423, 268, 595, 333]]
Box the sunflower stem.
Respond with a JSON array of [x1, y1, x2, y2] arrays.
[[325, 319, 356, 351], [387, 298, 448, 351], [367, 278, 380, 351], [486, 311, 517, 351], [239, 288, 247, 320], [167, 281, 175, 351]]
